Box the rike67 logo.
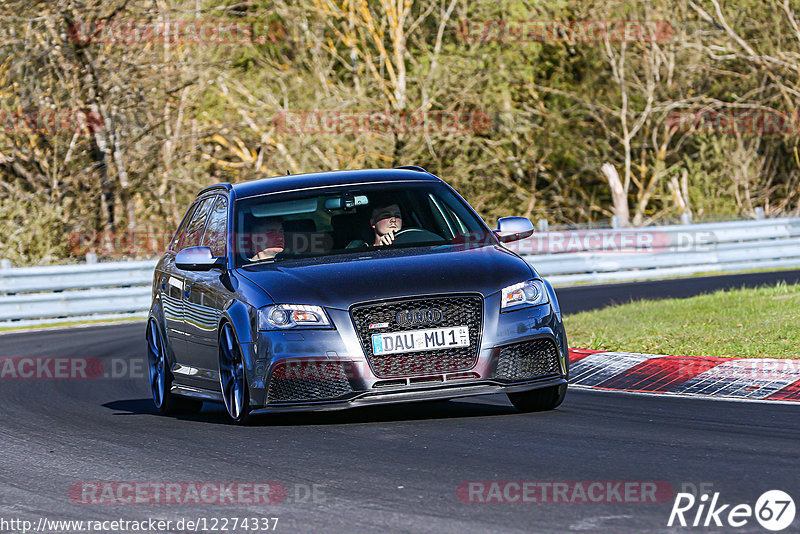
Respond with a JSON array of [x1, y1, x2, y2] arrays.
[[668, 490, 795, 531]]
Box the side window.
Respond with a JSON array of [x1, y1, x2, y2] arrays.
[[180, 196, 215, 250], [201, 196, 228, 257], [169, 202, 199, 252]]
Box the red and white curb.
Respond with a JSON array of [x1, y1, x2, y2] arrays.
[[567, 349, 800, 402]]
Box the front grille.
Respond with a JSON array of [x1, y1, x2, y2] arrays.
[[351, 295, 483, 378], [494, 339, 561, 380], [266, 361, 353, 403]]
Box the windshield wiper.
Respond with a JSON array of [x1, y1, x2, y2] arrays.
[[241, 258, 278, 267]]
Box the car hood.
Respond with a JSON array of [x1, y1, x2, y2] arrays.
[[236, 245, 534, 309]]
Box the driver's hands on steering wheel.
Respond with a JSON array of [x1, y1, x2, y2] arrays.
[[376, 230, 396, 246]]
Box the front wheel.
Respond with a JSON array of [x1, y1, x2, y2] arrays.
[[507, 384, 567, 413], [146, 318, 203, 415], [218, 322, 253, 425]]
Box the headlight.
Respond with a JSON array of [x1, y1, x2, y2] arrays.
[[500, 279, 549, 310], [258, 304, 331, 329]]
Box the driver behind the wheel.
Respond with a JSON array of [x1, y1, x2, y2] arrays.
[[249, 216, 285, 261], [371, 204, 403, 246]]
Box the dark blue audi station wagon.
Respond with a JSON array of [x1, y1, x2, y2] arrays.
[[147, 166, 569, 423]]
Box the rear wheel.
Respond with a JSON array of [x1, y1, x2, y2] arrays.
[[507, 384, 567, 413], [146, 318, 203, 415], [218, 322, 253, 425]]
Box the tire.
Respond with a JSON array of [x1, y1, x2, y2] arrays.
[[507, 384, 567, 413], [218, 322, 253, 425], [146, 318, 203, 415]]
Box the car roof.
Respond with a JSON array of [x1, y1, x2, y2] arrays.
[[199, 168, 441, 199]]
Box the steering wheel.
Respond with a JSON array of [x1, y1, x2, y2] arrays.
[[391, 228, 445, 245], [344, 239, 370, 249]]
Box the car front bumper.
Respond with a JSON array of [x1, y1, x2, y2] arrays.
[[250, 375, 567, 414], [246, 290, 569, 412]]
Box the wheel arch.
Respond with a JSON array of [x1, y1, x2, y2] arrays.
[[148, 294, 165, 329], [219, 299, 256, 344], [146, 296, 178, 369]]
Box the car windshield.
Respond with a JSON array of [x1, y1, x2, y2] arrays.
[[233, 181, 493, 266]]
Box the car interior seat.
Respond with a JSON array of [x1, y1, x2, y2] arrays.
[[331, 211, 374, 249]]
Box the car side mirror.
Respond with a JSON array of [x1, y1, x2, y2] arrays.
[[494, 217, 534, 243], [175, 246, 226, 271]]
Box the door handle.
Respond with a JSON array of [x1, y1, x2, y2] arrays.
[[184, 283, 192, 298]]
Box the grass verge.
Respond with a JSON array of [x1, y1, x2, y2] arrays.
[[564, 282, 800, 359]]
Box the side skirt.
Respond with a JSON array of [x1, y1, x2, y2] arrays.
[[170, 384, 224, 403]]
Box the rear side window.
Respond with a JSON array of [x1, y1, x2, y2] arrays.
[[169, 202, 199, 252], [201, 196, 228, 257], [180, 196, 215, 250]]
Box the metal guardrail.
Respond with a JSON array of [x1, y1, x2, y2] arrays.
[[0, 260, 156, 294], [1, 217, 799, 325], [0, 286, 152, 321], [513, 217, 800, 284]]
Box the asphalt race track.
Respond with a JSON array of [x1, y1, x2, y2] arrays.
[[1, 272, 799, 533]]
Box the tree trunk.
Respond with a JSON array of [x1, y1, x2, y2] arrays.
[[602, 162, 630, 227]]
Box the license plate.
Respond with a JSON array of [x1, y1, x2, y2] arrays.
[[371, 326, 470, 355]]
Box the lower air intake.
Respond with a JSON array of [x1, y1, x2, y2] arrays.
[[494, 339, 561, 381], [267, 361, 353, 403]]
